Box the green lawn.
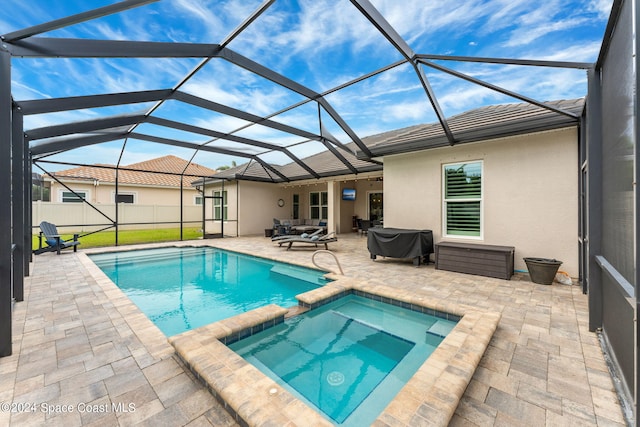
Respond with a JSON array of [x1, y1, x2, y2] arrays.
[[33, 227, 202, 249]]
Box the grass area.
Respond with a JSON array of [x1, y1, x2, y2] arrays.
[[33, 227, 202, 249]]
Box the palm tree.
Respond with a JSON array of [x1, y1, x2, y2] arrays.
[[216, 160, 237, 171]]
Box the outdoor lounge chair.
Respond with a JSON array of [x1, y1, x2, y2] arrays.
[[272, 227, 323, 242], [277, 232, 338, 250], [33, 221, 80, 255]]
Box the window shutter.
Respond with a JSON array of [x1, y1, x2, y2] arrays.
[[444, 163, 482, 237]]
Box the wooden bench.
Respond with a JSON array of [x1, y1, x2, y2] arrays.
[[435, 242, 515, 280]]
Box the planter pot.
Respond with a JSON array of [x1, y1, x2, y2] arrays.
[[523, 257, 562, 285]]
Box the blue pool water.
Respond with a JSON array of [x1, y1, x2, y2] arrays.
[[89, 246, 329, 336], [229, 295, 458, 426]]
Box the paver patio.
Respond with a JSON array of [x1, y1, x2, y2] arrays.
[[0, 233, 627, 426]]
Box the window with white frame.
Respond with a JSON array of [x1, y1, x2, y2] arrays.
[[309, 191, 328, 220], [443, 161, 482, 238], [194, 195, 203, 205], [61, 190, 87, 203], [213, 190, 228, 220]]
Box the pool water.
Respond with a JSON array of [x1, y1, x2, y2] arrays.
[[229, 295, 458, 426], [89, 246, 328, 336]]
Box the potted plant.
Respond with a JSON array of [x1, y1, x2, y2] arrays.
[[523, 257, 562, 285]]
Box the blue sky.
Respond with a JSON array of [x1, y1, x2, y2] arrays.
[[1, 0, 613, 171]]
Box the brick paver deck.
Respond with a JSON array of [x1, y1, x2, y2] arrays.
[[0, 234, 627, 426]]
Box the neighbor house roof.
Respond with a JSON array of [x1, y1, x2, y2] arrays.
[[49, 155, 217, 187], [199, 98, 583, 184]]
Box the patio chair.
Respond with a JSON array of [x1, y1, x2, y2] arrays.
[[273, 218, 290, 237], [33, 221, 81, 255], [277, 232, 338, 250], [359, 219, 371, 236]]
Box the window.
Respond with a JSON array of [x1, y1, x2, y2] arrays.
[[61, 190, 86, 203], [195, 195, 203, 205], [32, 179, 50, 201], [213, 190, 228, 220], [309, 191, 328, 220], [443, 161, 482, 237], [292, 194, 299, 219], [115, 193, 134, 203]]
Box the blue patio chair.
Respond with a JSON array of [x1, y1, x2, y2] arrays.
[[34, 221, 81, 255]]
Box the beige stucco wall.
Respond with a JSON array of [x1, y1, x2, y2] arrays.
[[49, 181, 202, 206], [383, 127, 579, 276], [337, 180, 384, 233], [236, 181, 288, 236], [231, 180, 386, 235], [37, 182, 203, 232]]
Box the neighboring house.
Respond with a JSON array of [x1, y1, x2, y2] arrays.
[[197, 99, 583, 277], [35, 155, 217, 231]]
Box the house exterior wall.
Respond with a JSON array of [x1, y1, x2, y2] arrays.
[[38, 181, 204, 233], [208, 178, 385, 236], [337, 180, 383, 233], [49, 181, 202, 206], [383, 127, 579, 276], [199, 180, 288, 236], [212, 180, 385, 236]]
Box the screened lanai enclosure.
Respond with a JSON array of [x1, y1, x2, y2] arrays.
[[1, 0, 638, 424]]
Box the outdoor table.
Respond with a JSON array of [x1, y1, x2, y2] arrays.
[[367, 228, 434, 266]]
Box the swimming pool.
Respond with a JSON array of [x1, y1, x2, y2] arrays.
[[89, 246, 329, 336], [228, 294, 457, 426]]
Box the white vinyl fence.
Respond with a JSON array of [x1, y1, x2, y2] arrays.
[[32, 201, 204, 234]]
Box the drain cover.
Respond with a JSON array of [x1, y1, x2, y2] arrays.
[[327, 371, 345, 386]]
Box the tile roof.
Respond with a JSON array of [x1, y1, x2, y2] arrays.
[[209, 142, 383, 183], [49, 155, 217, 187], [208, 99, 583, 184], [360, 98, 584, 157]]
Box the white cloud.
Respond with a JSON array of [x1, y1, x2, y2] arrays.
[[92, 23, 127, 41], [589, 0, 614, 19], [528, 41, 603, 63], [172, 0, 225, 37], [11, 79, 51, 100], [502, 17, 590, 48]]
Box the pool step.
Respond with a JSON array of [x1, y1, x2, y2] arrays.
[[91, 246, 207, 268], [426, 319, 456, 338], [269, 264, 327, 285]]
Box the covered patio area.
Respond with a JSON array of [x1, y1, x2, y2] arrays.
[[0, 234, 626, 426]]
